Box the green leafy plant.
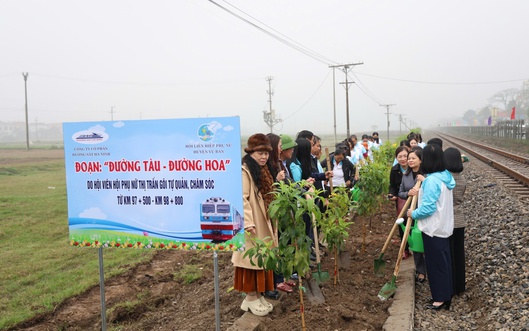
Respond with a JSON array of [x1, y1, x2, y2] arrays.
[[354, 158, 391, 253], [320, 186, 353, 253], [320, 186, 354, 285], [356, 161, 389, 218], [244, 180, 322, 330], [244, 180, 321, 280], [373, 142, 395, 166]]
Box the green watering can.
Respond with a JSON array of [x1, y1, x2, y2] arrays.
[[397, 218, 424, 253], [351, 186, 361, 202]]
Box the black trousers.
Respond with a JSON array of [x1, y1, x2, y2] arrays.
[[422, 233, 453, 302], [449, 227, 466, 295]]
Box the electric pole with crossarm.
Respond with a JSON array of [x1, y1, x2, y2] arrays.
[[329, 62, 363, 138], [380, 104, 396, 142], [263, 76, 282, 133]]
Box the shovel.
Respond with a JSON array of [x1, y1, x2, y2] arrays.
[[312, 213, 330, 283], [373, 196, 411, 274], [373, 181, 421, 274], [304, 186, 330, 284], [325, 147, 333, 192], [378, 189, 419, 301]]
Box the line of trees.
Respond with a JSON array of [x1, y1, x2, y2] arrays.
[[460, 80, 529, 126]]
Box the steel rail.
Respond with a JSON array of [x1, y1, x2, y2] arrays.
[[435, 132, 529, 187], [439, 132, 529, 164]]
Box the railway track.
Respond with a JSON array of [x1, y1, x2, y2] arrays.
[[433, 132, 529, 200]]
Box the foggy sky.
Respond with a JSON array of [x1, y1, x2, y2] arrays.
[[1, 0, 528, 137]]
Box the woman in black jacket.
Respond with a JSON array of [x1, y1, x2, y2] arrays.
[[388, 145, 411, 258], [320, 148, 355, 189]]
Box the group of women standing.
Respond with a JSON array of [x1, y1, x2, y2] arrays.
[[232, 131, 333, 316], [390, 135, 467, 311], [233, 131, 468, 315]]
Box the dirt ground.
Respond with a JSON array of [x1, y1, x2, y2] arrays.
[[8, 206, 399, 331], [2, 149, 400, 331]]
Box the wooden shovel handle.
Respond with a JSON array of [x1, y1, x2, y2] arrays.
[[380, 197, 411, 254], [380, 180, 421, 254], [393, 181, 422, 276], [325, 147, 333, 192], [312, 215, 321, 264], [305, 194, 321, 264]]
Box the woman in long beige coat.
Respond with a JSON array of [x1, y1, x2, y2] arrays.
[[232, 133, 278, 316]]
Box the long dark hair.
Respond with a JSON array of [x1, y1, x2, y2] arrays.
[[243, 153, 275, 191], [288, 138, 313, 180], [266, 133, 283, 179], [421, 144, 446, 175], [444, 147, 464, 173], [372, 132, 380, 144], [296, 130, 314, 141]]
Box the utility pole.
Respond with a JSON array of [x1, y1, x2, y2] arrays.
[[394, 113, 406, 134], [341, 78, 354, 138], [332, 67, 337, 144], [262, 76, 281, 133], [329, 62, 363, 138], [380, 104, 396, 142], [22, 73, 29, 151], [110, 106, 115, 121], [35, 117, 38, 142]]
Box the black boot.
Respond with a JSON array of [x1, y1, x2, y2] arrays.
[[262, 290, 280, 300]]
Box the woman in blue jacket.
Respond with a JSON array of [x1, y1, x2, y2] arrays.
[[407, 143, 455, 310]]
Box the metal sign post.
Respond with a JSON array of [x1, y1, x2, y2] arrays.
[[214, 251, 221, 331], [98, 247, 107, 331]]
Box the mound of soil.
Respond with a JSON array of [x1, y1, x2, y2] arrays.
[[11, 202, 400, 331]]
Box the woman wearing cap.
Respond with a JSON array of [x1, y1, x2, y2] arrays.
[[232, 133, 278, 316], [279, 134, 297, 182]]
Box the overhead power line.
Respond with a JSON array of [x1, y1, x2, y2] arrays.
[[282, 69, 332, 121], [354, 72, 529, 85], [29, 72, 264, 86], [209, 0, 338, 65], [349, 72, 384, 105]]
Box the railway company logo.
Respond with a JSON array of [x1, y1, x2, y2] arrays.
[[72, 130, 109, 145]]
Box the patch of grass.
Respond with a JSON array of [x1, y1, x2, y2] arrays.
[[172, 265, 203, 284], [0, 160, 155, 329], [109, 300, 142, 314], [0, 167, 20, 176], [106, 291, 154, 326]]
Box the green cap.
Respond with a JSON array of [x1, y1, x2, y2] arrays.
[[280, 134, 297, 150]]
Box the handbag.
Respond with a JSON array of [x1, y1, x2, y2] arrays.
[[396, 197, 407, 215]]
